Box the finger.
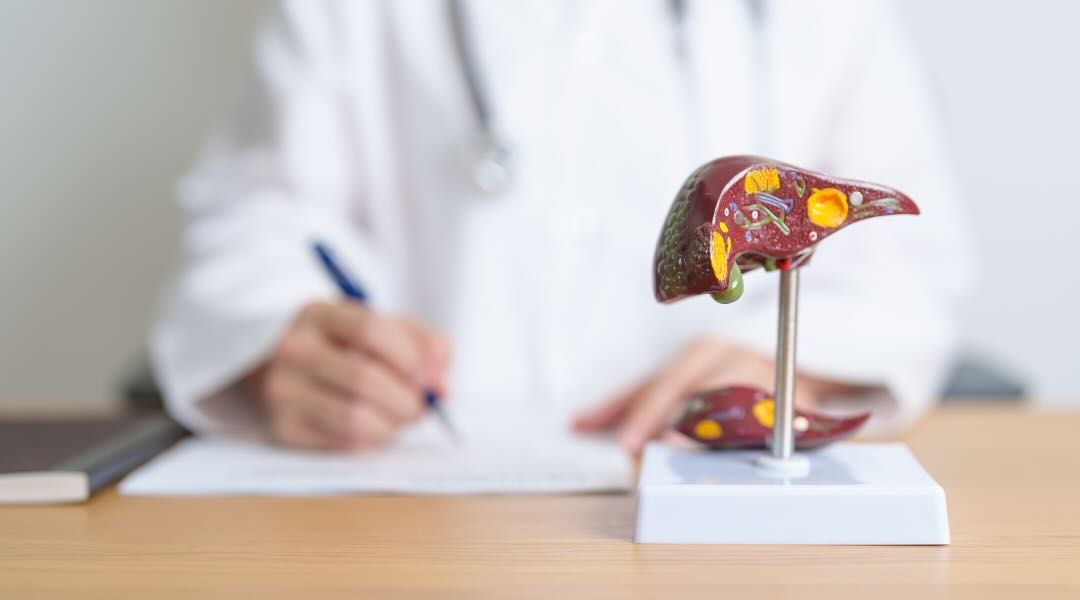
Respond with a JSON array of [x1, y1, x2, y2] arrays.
[[270, 408, 340, 451], [336, 403, 398, 450], [573, 376, 655, 432], [395, 318, 452, 393], [260, 366, 360, 438], [302, 300, 371, 346], [402, 319, 451, 366], [306, 302, 431, 388], [696, 351, 774, 391], [617, 341, 735, 455], [268, 372, 400, 452], [354, 318, 430, 386], [279, 318, 428, 421], [274, 316, 427, 425], [351, 360, 425, 423], [275, 326, 368, 395]]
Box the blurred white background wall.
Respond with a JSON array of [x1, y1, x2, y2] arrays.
[[1, 0, 1077, 412], [0, 0, 264, 412], [901, 0, 1080, 405]]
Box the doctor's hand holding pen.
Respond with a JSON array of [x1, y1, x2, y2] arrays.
[[244, 300, 451, 452]]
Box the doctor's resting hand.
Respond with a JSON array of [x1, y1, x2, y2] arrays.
[[244, 300, 450, 451], [574, 338, 851, 457]]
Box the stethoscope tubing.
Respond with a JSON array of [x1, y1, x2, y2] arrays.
[[448, 0, 767, 194]]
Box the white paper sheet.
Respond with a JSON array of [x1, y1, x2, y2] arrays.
[[119, 413, 631, 496]]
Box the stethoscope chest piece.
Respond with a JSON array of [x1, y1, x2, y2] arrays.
[[450, 0, 516, 196], [469, 130, 515, 195]]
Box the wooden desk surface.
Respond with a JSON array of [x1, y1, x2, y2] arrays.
[[2, 407, 1078, 599]]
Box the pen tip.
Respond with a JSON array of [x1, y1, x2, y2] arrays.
[[433, 408, 463, 444], [423, 391, 461, 443]]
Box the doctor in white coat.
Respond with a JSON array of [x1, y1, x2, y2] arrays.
[[152, 0, 972, 455]]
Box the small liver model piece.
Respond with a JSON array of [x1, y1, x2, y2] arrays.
[[674, 386, 870, 450]]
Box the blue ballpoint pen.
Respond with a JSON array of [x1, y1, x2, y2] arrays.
[[312, 241, 461, 443]]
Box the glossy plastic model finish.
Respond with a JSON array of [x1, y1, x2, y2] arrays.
[[654, 156, 918, 304], [673, 386, 869, 450]]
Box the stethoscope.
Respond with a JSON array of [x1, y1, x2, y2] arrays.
[[448, 0, 767, 195]]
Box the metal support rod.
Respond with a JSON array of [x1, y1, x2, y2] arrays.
[[771, 268, 799, 460]]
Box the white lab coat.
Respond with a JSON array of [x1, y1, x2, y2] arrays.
[[152, 0, 973, 438]]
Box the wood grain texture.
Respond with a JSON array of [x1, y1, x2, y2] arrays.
[[1, 406, 1078, 599]]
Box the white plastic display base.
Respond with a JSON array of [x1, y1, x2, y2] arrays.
[[635, 442, 949, 545]]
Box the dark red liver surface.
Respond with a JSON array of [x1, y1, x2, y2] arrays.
[[654, 156, 918, 303], [674, 385, 870, 450]]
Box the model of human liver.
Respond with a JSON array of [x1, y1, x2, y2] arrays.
[[674, 386, 870, 450], [655, 156, 919, 451], [655, 155, 918, 304]]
